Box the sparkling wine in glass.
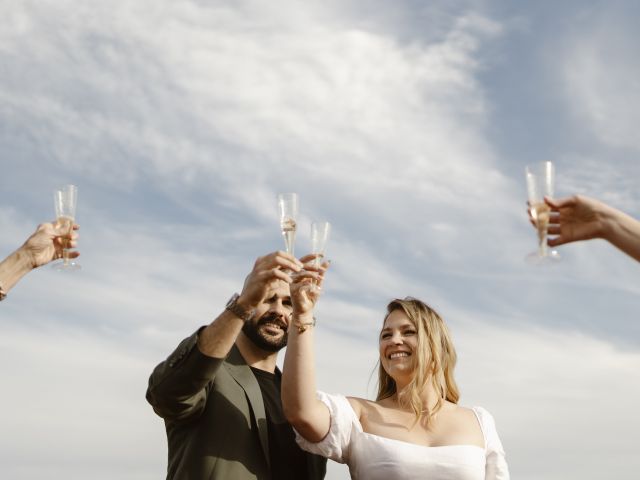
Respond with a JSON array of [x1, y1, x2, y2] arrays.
[[277, 193, 298, 255], [310, 221, 331, 267], [525, 162, 559, 264], [53, 184, 81, 270], [309, 221, 331, 293]]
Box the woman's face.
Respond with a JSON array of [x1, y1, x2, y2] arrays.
[[379, 309, 419, 384]]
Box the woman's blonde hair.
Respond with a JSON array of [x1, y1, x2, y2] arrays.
[[376, 297, 459, 425]]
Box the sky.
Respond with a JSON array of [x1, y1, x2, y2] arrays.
[[1, 0, 639, 479]]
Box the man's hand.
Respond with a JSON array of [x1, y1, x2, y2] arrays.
[[237, 251, 303, 310]]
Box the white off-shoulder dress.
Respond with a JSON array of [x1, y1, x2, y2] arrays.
[[295, 392, 509, 480]]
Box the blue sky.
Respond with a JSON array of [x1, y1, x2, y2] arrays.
[[1, 1, 639, 479]]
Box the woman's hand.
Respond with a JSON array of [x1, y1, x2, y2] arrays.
[[22, 221, 80, 268], [290, 254, 329, 316]]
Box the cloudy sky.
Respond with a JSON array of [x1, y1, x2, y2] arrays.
[[1, 1, 639, 479]]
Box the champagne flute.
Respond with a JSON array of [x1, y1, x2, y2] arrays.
[[53, 184, 81, 270], [277, 193, 298, 256], [525, 162, 560, 264], [309, 221, 331, 293], [310, 221, 331, 267]]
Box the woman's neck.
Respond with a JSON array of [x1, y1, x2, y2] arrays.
[[393, 377, 442, 411]]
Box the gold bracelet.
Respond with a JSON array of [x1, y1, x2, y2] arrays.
[[294, 316, 316, 333]]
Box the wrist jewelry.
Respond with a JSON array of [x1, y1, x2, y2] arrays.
[[294, 316, 316, 333], [0, 282, 6, 301], [225, 293, 254, 321]]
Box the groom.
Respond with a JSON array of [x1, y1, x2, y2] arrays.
[[146, 251, 326, 480]]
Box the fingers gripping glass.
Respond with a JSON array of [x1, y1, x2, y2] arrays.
[[53, 184, 81, 271], [525, 162, 560, 264]]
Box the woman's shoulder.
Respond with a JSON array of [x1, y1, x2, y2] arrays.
[[467, 405, 497, 423], [463, 405, 503, 442], [345, 396, 366, 417], [346, 396, 401, 424], [316, 392, 361, 419], [436, 403, 484, 426], [450, 404, 497, 428], [448, 402, 493, 416], [466, 405, 507, 456], [345, 396, 381, 420]]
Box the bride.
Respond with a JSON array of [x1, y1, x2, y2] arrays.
[[281, 266, 509, 480]]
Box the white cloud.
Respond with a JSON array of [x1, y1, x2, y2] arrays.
[[0, 324, 164, 480], [2, 1, 507, 203], [557, 153, 640, 215], [0, 207, 40, 252], [2, 1, 640, 479], [561, 6, 640, 152]]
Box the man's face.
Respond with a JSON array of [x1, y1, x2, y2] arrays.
[[242, 281, 292, 352]]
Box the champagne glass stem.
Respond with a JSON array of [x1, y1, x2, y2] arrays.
[[538, 235, 548, 257]]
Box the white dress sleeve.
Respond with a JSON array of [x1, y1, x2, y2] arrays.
[[293, 391, 359, 463], [472, 406, 510, 480]]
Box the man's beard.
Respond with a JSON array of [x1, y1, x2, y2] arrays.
[[242, 312, 288, 352]]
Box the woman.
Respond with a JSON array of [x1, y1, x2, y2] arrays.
[[282, 269, 509, 479]]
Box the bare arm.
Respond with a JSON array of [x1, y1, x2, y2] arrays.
[[546, 195, 640, 262], [0, 247, 33, 300], [282, 262, 331, 442]]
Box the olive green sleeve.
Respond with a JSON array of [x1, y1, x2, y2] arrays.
[[146, 329, 224, 422]]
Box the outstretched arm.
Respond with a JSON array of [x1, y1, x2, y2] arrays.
[[147, 251, 303, 420], [282, 258, 331, 442], [546, 195, 640, 262], [0, 222, 79, 300]]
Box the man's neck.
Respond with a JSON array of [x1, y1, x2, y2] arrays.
[[235, 333, 279, 373]]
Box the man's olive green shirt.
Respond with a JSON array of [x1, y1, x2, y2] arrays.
[[146, 330, 326, 480]]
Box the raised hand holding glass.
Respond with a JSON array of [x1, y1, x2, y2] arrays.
[[525, 162, 560, 264]]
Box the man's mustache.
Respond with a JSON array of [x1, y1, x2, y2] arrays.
[[256, 312, 288, 331]]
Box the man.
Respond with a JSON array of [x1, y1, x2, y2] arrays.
[[0, 221, 79, 302], [146, 251, 327, 480]]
